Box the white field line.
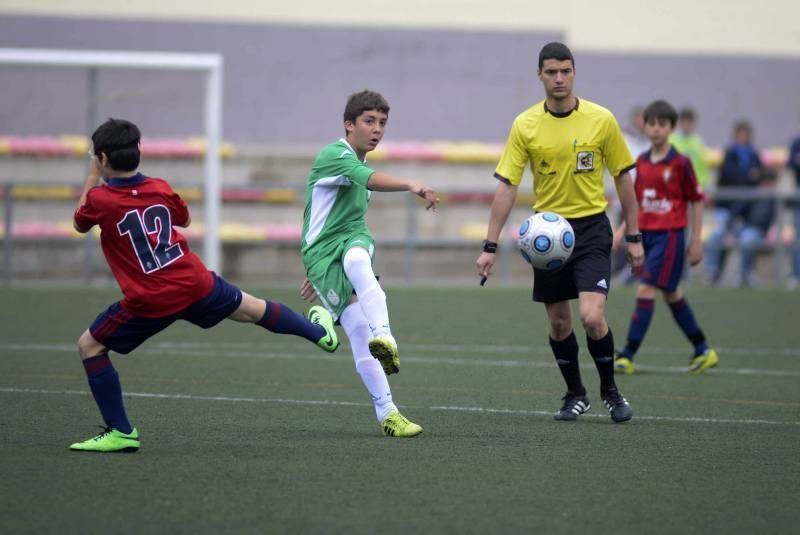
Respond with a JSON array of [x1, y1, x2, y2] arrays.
[[6, 340, 800, 358], [1, 387, 797, 427], [145, 341, 800, 358], [2, 342, 799, 378]]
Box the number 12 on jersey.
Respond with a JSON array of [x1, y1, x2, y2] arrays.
[[117, 205, 184, 273]]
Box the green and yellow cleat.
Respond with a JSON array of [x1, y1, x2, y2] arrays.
[[614, 355, 636, 375], [689, 348, 719, 375], [381, 410, 423, 438], [368, 334, 400, 375], [308, 305, 339, 353], [70, 426, 140, 452]]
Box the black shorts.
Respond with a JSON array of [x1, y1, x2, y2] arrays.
[[532, 211, 612, 303]]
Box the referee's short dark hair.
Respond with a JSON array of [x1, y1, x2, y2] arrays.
[[643, 100, 678, 127], [538, 42, 574, 70]]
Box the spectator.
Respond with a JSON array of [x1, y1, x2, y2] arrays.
[[737, 170, 777, 288], [788, 133, 800, 288], [612, 106, 648, 282], [623, 106, 650, 171], [671, 108, 711, 188], [705, 120, 765, 285]]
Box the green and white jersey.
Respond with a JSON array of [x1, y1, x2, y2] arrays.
[[301, 138, 375, 267]]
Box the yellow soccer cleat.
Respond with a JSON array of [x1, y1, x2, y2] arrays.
[[614, 355, 636, 375], [308, 305, 339, 353], [381, 410, 423, 438], [689, 348, 719, 375], [368, 334, 400, 375]]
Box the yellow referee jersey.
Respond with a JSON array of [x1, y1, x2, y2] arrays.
[[494, 98, 634, 218]]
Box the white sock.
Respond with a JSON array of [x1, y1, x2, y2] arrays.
[[340, 303, 397, 421], [343, 247, 391, 337]]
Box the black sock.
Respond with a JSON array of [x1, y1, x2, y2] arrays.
[[549, 331, 585, 396], [587, 330, 617, 393]]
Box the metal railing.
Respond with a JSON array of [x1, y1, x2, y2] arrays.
[[1, 183, 798, 286]]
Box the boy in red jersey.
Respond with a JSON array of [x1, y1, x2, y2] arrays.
[[613, 101, 719, 375], [70, 118, 339, 452]]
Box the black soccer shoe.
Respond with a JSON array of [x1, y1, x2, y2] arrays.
[[601, 387, 633, 423], [553, 393, 591, 421]]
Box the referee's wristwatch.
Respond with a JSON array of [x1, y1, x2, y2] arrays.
[[482, 240, 498, 253], [624, 233, 643, 243]]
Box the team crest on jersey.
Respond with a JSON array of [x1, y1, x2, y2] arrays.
[[576, 151, 594, 172], [326, 289, 340, 306], [663, 168, 672, 181]]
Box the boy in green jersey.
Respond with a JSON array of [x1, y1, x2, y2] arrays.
[[300, 90, 438, 437], [670, 108, 710, 188]]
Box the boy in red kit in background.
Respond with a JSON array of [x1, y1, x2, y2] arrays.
[[613, 100, 719, 375]]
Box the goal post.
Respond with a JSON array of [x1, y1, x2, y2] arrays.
[[0, 47, 224, 272]]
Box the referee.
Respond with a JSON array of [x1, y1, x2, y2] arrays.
[[476, 42, 645, 423]]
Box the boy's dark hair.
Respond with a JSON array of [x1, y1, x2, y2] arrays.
[[733, 120, 753, 135], [643, 100, 678, 127], [343, 90, 390, 123], [91, 118, 141, 172], [538, 42, 574, 70], [678, 107, 696, 121]]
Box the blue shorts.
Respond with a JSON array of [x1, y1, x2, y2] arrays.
[[641, 229, 685, 292], [89, 272, 243, 354]]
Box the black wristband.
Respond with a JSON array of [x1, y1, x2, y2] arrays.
[[624, 233, 643, 243], [482, 240, 498, 253]]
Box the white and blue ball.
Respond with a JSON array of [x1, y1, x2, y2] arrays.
[[517, 212, 575, 270]]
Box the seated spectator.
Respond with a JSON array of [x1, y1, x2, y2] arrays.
[[612, 106, 649, 283], [705, 120, 765, 285], [737, 170, 777, 288]]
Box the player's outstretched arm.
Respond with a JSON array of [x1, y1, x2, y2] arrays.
[[476, 181, 518, 282], [367, 171, 439, 210]]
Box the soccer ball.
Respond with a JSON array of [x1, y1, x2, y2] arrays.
[[517, 212, 575, 270]]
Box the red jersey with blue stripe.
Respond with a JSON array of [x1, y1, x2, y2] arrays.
[[74, 173, 213, 317], [634, 146, 704, 230]]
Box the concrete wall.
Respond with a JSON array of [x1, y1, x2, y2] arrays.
[[2, 0, 798, 57], [1, 13, 799, 147]]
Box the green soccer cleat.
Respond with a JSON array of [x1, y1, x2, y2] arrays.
[[614, 355, 636, 375], [689, 348, 719, 375], [381, 410, 423, 438], [308, 305, 339, 353], [70, 426, 140, 452], [368, 334, 400, 375]]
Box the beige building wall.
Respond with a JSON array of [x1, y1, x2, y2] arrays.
[[1, 0, 798, 56]]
